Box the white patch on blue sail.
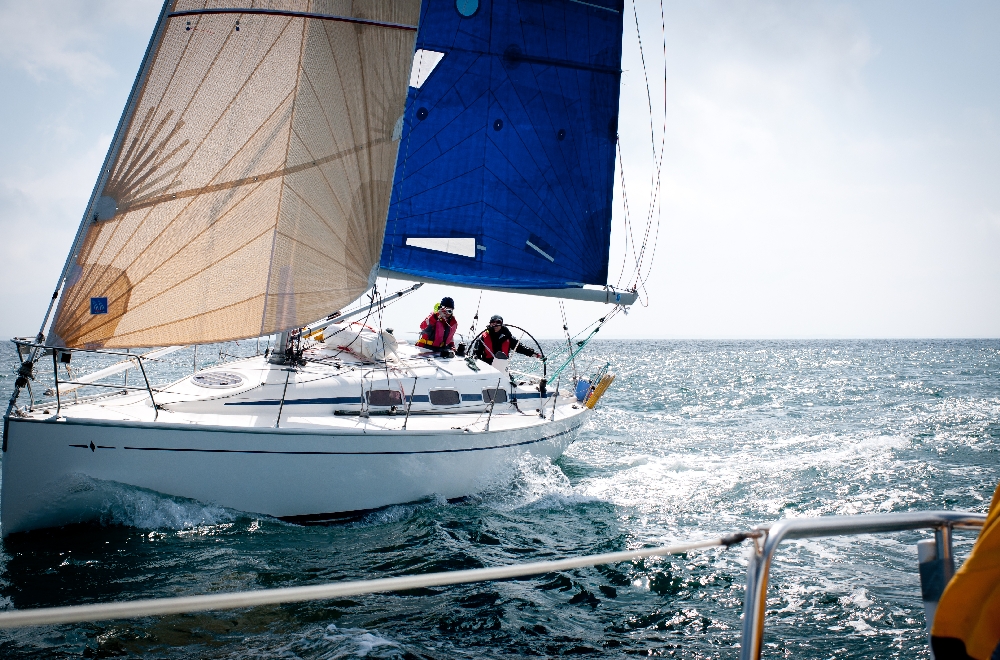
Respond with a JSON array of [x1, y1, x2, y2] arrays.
[[409, 49, 445, 88], [405, 236, 477, 257]]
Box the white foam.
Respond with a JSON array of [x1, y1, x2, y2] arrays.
[[97, 482, 236, 531], [351, 495, 447, 528], [275, 624, 404, 658], [4, 473, 238, 534], [473, 453, 589, 511]]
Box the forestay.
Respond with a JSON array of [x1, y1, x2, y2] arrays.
[[379, 0, 625, 292], [49, 0, 420, 349]]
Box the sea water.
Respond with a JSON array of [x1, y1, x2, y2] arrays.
[[0, 339, 996, 658]]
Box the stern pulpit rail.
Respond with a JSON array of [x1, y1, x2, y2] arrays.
[[739, 511, 987, 660]]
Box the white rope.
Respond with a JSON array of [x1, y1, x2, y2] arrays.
[[0, 536, 746, 629]]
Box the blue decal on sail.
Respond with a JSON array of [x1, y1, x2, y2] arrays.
[[380, 0, 624, 289], [90, 297, 109, 315]]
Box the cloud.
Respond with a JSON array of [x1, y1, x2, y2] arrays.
[[0, 134, 110, 332], [0, 0, 157, 88], [607, 0, 1000, 338], [0, 1, 160, 337]]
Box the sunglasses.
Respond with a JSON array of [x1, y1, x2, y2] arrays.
[[490, 320, 502, 325], [440, 308, 453, 315]]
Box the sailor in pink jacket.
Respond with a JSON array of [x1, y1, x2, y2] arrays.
[[416, 296, 458, 350]]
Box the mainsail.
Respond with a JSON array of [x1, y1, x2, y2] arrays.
[[48, 0, 420, 349], [379, 0, 626, 299]]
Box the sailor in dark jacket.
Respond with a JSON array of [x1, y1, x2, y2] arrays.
[[474, 315, 541, 364]]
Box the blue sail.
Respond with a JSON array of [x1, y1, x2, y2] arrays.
[[379, 0, 624, 291]]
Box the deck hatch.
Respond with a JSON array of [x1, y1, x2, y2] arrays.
[[192, 372, 244, 388]]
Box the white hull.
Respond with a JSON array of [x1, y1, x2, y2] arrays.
[[1, 413, 584, 535], [1, 343, 591, 535]]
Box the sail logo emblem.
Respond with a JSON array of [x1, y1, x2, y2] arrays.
[[90, 297, 109, 315]]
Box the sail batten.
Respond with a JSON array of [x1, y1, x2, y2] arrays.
[[49, 0, 421, 349]]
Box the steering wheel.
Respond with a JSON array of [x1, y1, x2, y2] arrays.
[[468, 323, 546, 380]]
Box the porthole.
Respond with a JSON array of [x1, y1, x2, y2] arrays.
[[368, 389, 403, 407], [429, 389, 461, 406], [456, 0, 479, 17], [192, 372, 245, 389], [482, 388, 507, 404]]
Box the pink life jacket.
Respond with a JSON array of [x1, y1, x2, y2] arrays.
[[417, 313, 457, 348]]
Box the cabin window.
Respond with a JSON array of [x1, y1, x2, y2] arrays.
[[191, 372, 244, 388], [482, 388, 507, 404], [368, 389, 403, 407], [429, 389, 461, 406]]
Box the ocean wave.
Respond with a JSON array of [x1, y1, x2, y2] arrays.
[[97, 482, 237, 531], [276, 624, 405, 659]]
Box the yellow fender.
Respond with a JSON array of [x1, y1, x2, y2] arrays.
[[585, 374, 615, 409]]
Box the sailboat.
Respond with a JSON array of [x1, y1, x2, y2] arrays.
[[1, 0, 635, 536]]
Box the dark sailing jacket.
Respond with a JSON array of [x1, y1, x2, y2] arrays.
[[475, 326, 534, 364]]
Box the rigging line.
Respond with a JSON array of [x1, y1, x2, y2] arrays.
[[630, 0, 657, 161], [629, 145, 662, 297], [635, 0, 668, 292], [614, 143, 641, 288], [611, 0, 661, 293], [375, 288, 393, 390], [630, 139, 663, 292], [638, 198, 662, 291], [309, 283, 415, 352], [618, 0, 667, 296], [329, 285, 381, 361], [460, 290, 484, 350], [613, 145, 630, 288], [273, 368, 292, 429], [559, 301, 578, 380]]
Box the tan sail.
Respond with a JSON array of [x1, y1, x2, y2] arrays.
[[49, 0, 419, 349]]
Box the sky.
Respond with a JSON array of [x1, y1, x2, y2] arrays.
[[0, 0, 998, 341]]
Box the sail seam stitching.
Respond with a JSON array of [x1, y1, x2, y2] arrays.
[[69, 18, 301, 341], [261, 16, 308, 335]]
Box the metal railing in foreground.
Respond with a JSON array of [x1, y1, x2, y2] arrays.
[[0, 510, 986, 659], [740, 510, 986, 660], [0, 534, 750, 629]]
